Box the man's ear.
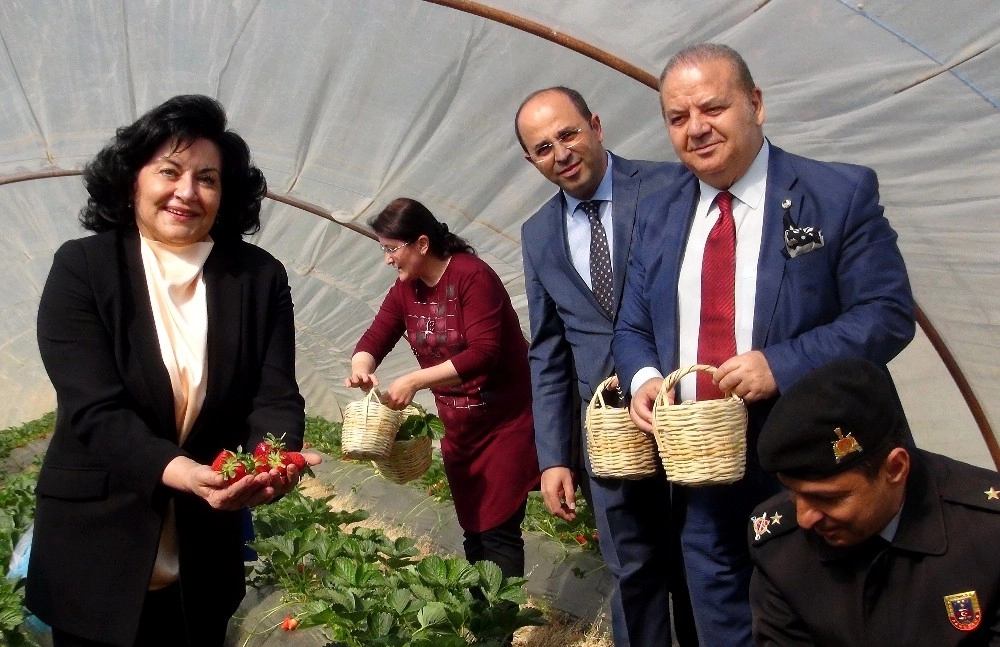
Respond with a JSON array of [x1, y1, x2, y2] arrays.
[[883, 447, 910, 485]]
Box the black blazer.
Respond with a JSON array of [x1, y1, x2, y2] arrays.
[[27, 228, 304, 645]]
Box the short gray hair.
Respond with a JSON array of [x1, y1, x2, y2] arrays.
[[659, 43, 756, 94]]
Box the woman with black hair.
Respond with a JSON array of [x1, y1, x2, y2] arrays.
[[29, 94, 318, 646], [346, 197, 540, 580]]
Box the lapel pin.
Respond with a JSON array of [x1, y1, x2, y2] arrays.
[[781, 199, 792, 209]]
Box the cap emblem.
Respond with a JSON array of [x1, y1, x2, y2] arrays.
[[832, 427, 862, 462], [944, 591, 981, 631]]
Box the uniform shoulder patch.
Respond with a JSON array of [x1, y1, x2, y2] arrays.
[[933, 454, 1000, 513], [748, 494, 798, 546]]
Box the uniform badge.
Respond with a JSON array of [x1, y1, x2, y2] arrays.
[[751, 514, 771, 541], [832, 427, 863, 462], [985, 487, 1000, 500], [944, 591, 981, 631]]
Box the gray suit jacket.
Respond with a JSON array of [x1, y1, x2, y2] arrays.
[[522, 153, 681, 472]]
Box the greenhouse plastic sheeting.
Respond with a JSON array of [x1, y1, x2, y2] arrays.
[[0, 1, 997, 468]]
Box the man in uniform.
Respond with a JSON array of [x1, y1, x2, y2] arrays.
[[749, 358, 1000, 645]]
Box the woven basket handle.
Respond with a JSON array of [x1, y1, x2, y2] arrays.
[[361, 387, 384, 425], [588, 375, 621, 411], [655, 364, 734, 406]]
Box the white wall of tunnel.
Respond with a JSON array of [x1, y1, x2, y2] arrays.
[[1, 0, 997, 469]]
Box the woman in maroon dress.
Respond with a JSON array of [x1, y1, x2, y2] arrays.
[[346, 197, 539, 578]]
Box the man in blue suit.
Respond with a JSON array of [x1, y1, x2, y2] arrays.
[[612, 44, 915, 645], [517, 86, 695, 647]]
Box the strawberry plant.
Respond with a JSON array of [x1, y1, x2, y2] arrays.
[[416, 458, 452, 503], [395, 406, 444, 442], [306, 412, 600, 554], [523, 491, 601, 555], [0, 413, 53, 465], [246, 489, 543, 645], [0, 465, 42, 646], [304, 415, 343, 456]]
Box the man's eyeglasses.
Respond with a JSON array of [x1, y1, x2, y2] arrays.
[[379, 241, 410, 255], [527, 128, 583, 164]]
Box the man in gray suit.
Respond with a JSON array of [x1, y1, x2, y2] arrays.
[[516, 86, 693, 647]]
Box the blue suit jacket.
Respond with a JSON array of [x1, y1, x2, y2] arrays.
[[613, 144, 915, 436], [523, 153, 682, 472]]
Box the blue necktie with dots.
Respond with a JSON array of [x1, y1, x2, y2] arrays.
[[580, 200, 613, 315]]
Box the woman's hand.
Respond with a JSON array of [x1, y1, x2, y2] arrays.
[[254, 451, 324, 501], [382, 374, 419, 409], [345, 351, 379, 392], [163, 453, 324, 510], [344, 370, 379, 392]]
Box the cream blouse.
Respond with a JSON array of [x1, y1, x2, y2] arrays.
[[139, 235, 213, 589]]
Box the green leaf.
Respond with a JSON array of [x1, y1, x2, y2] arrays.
[[408, 583, 438, 602], [395, 411, 444, 441], [368, 611, 396, 637], [445, 559, 479, 588], [475, 560, 503, 600], [415, 555, 448, 586], [416, 602, 449, 629], [388, 588, 413, 615]]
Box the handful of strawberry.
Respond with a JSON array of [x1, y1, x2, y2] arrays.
[[211, 448, 255, 485], [252, 433, 311, 481], [211, 434, 312, 485]]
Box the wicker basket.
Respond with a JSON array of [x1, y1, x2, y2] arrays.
[[373, 435, 433, 484], [341, 389, 403, 461], [585, 376, 658, 479], [651, 365, 747, 486]]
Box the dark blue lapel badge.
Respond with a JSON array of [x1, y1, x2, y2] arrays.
[[781, 198, 824, 259]]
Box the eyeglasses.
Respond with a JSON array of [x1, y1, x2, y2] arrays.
[[379, 241, 410, 255], [527, 128, 583, 164]]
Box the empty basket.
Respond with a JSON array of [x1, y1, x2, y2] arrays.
[[584, 375, 658, 479], [341, 388, 403, 461], [651, 365, 747, 486]]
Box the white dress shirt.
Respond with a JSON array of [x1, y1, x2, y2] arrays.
[[631, 141, 770, 399]]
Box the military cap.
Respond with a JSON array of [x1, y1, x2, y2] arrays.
[[758, 358, 904, 478]]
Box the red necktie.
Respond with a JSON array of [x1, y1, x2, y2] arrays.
[[697, 191, 736, 400]]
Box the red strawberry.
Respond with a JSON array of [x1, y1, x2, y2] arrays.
[[575, 533, 587, 545], [253, 434, 293, 477], [281, 616, 299, 631], [211, 450, 250, 485], [282, 451, 307, 471], [252, 441, 274, 464]]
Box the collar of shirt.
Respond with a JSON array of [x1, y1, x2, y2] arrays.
[[879, 505, 903, 543], [564, 151, 614, 216], [695, 139, 769, 219]]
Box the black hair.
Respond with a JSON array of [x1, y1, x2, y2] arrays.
[[79, 94, 266, 241], [368, 198, 475, 258], [855, 418, 910, 481], [514, 86, 593, 152]]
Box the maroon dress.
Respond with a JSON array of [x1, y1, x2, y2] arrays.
[[355, 253, 540, 532]]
